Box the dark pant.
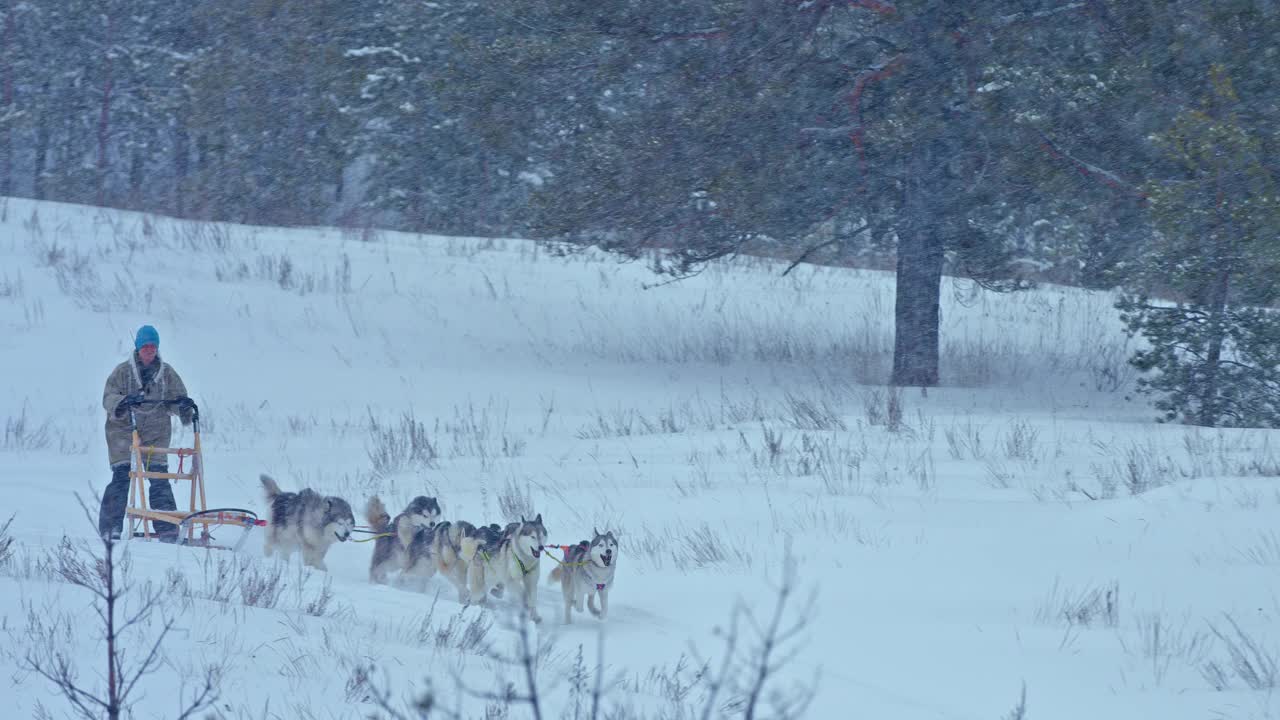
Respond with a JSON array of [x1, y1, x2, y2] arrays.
[[98, 462, 178, 540]]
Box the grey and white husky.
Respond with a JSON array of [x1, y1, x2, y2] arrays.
[[365, 495, 442, 585], [548, 529, 618, 624], [428, 519, 488, 603], [260, 474, 355, 571], [466, 514, 548, 622]]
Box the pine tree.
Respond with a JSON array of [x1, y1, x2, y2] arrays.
[[186, 0, 358, 225], [466, 0, 1154, 386], [1118, 68, 1280, 428]]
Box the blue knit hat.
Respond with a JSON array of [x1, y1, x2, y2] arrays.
[[134, 325, 159, 350]]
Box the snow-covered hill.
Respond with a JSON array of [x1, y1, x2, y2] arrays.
[[2, 196, 1278, 719]]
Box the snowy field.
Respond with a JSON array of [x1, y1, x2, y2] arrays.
[[2, 196, 1279, 719]]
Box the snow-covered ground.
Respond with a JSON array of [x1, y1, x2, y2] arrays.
[[1, 196, 1278, 719]]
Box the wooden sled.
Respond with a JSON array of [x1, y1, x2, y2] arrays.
[[123, 399, 264, 550]]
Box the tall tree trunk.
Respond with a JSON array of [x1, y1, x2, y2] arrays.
[[173, 119, 189, 217], [891, 225, 944, 387], [1198, 261, 1232, 427], [127, 145, 143, 208], [0, 0, 14, 197], [95, 11, 115, 207], [334, 154, 344, 207], [1198, 171, 1238, 427], [105, 536, 120, 720], [32, 87, 48, 199]]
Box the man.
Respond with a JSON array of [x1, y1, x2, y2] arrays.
[[97, 325, 196, 542]]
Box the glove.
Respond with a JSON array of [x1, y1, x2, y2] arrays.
[[174, 396, 198, 412], [114, 392, 145, 417]]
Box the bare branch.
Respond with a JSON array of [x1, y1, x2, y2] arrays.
[[696, 538, 818, 720], [698, 605, 741, 720], [782, 222, 870, 276], [20, 650, 108, 720], [173, 663, 222, 720], [449, 606, 546, 719], [799, 125, 858, 140], [1036, 129, 1148, 200], [994, 3, 1086, 29], [118, 617, 176, 703], [14, 493, 223, 720], [846, 0, 897, 16]]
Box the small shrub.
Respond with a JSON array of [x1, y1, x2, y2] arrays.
[[239, 560, 286, 609], [863, 390, 885, 426], [0, 514, 15, 570], [886, 387, 904, 433], [1118, 612, 1212, 687], [304, 577, 335, 617], [1036, 578, 1120, 628], [783, 391, 845, 431], [1003, 419, 1040, 462], [944, 419, 987, 460], [677, 523, 751, 570], [1237, 531, 1280, 566], [497, 477, 534, 523], [3, 407, 53, 451], [1202, 614, 1279, 691], [345, 664, 371, 703], [367, 410, 438, 478], [760, 424, 785, 465], [415, 595, 494, 655], [0, 270, 22, 299]]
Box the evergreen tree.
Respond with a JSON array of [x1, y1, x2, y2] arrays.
[[463, 0, 1154, 386], [187, 0, 358, 225], [1119, 68, 1280, 428]]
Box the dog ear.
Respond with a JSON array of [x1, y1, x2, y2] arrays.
[[535, 513, 542, 524], [593, 526, 600, 537]]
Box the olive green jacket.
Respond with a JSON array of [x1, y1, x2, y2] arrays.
[[102, 352, 193, 467]]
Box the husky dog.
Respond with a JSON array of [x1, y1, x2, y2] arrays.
[[548, 528, 618, 624], [260, 474, 355, 571], [365, 495, 443, 585], [428, 520, 485, 602], [466, 514, 548, 622]]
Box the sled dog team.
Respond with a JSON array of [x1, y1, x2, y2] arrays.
[[260, 474, 618, 625]]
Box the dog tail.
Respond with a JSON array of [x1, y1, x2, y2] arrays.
[[260, 474, 282, 502], [548, 564, 564, 584], [365, 495, 391, 533]]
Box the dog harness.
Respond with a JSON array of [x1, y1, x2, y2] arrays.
[[514, 553, 537, 576]]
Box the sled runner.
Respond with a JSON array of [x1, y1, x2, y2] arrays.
[[123, 399, 264, 550]]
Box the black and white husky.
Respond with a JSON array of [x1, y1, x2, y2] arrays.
[[466, 514, 548, 622], [365, 495, 443, 585], [548, 529, 618, 624], [260, 474, 355, 571]]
